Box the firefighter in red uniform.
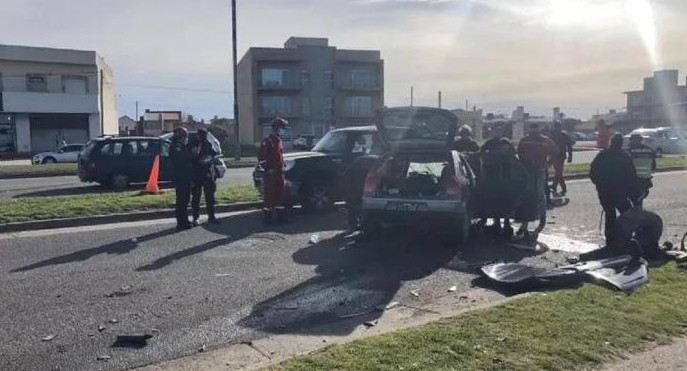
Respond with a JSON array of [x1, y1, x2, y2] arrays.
[[259, 118, 288, 225]]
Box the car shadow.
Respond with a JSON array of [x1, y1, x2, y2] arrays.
[[236, 227, 461, 336]]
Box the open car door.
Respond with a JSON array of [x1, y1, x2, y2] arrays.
[[374, 107, 457, 153]]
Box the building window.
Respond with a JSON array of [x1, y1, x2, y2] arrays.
[[260, 96, 291, 115], [302, 98, 310, 115], [324, 96, 334, 114], [261, 68, 290, 87], [312, 121, 325, 137], [350, 69, 373, 88], [26, 74, 47, 92], [324, 70, 333, 87], [301, 69, 310, 86], [62, 75, 88, 94], [345, 96, 372, 116]]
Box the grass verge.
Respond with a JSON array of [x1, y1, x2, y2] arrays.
[[0, 163, 77, 178], [0, 185, 260, 223], [271, 263, 687, 371], [564, 156, 686, 176]]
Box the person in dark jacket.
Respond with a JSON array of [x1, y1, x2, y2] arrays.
[[189, 128, 220, 226], [342, 155, 378, 230], [453, 125, 480, 153], [170, 127, 193, 231], [627, 134, 656, 207], [590, 133, 638, 250], [549, 121, 574, 196]]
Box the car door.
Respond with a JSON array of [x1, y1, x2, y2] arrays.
[[62, 145, 81, 162], [130, 140, 157, 182]]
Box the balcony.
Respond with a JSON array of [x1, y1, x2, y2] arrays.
[[1, 91, 98, 114], [258, 109, 302, 119], [338, 82, 381, 92], [257, 82, 302, 92]]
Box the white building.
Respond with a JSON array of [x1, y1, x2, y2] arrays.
[[0, 44, 117, 154]]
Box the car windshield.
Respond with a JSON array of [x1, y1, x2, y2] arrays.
[[312, 131, 349, 153]]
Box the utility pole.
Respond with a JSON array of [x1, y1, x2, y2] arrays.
[[410, 86, 414, 107], [465, 99, 468, 111], [99, 69, 105, 136], [231, 0, 241, 160], [438, 91, 442, 108], [135, 101, 139, 121]]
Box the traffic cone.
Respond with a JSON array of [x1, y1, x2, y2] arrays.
[[145, 155, 161, 194]]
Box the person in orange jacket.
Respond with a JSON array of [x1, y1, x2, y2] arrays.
[[259, 118, 288, 225]]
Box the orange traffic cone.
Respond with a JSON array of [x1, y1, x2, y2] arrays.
[[145, 155, 161, 194]]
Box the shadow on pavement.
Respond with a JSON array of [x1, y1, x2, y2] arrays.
[[236, 227, 462, 336], [12, 228, 178, 272]]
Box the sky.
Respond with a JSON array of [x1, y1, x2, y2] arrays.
[[2, 0, 686, 120]]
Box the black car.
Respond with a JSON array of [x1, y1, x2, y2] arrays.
[[78, 137, 173, 188], [253, 126, 382, 211]]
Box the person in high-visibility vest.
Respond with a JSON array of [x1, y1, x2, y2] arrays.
[[627, 133, 656, 207]]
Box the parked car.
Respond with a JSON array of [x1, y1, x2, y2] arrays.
[[293, 134, 317, 151], [570, 132, 588, 141], [361, 107, 475, 242], [253, 125, 381, 211], [33, 144, 84, 164], [624, 127, 687, 156], [78, 137, 173, 188]]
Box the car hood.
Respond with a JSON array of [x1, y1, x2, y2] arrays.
[[375, 106, 457, 152], [284, 151, 328, 160]]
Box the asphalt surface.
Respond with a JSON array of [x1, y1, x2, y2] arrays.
[[1, 171, 686, 371], [0, 167, 255, 199]]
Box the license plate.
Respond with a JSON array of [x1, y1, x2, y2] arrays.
[[388, 202, 423, 212]]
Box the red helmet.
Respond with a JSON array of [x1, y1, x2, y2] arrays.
[[173, 126, 188, 136], [272, 117, 288, 129]]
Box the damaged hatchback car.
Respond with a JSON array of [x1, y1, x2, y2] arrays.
[[361, 107, 475, 242]]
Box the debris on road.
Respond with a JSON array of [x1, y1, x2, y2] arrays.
[[114, 334, 153, 347], [106, 286, 132, 298], [98, 325, 106, 332], [198, 344, 207, 353], [410, 289, 421, 297], [309, 234, 321, 244], [96, 355, 111, 361], [375, 301, 399, 311], [131, 238, 138, 243], [41, 335, 55, 342], [448, 286, 457, 292], [364, 320, 379, 327], [108, 319, 119, 324], [214, 273, 230, 277]]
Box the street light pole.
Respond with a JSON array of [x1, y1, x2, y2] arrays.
[[231, 0, 241, 160]]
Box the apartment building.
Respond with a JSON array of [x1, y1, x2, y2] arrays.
[[237, 37, 384, 145], [141, 109, 184, 136], [0, 44, 117, 154], [624, 69, 687, 129]]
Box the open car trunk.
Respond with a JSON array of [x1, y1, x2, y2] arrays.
[[372, 153, 459, 200], [375, 107, 457, 153]]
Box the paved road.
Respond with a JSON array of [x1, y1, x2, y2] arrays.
[[1, 171, 686, 371], [0, 167, 255, 199]]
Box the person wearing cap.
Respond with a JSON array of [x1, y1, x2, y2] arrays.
[[259, 118, 288, 224], [549, 121, 574, 196], [189, 128, 220, 226], [170, 126, 194, 231], [516, 122, 558, 240], [627, 133, 656, 207], [590, 133, 638, 251], [453, 125, 480, 153]]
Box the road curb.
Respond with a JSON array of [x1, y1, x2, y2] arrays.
[[0, 201, 262, 233]]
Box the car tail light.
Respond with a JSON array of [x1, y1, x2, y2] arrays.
[[363, 173, 378, 194], [444, 176, 461, 196]]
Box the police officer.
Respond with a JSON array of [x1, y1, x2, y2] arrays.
[[189, 128, 220, 225], [259, 118, 288, 225], [170, 127, 193, 231], [627, 133, 657, 207], [590, 133, 638, 251], [453, 125, 480, 152]]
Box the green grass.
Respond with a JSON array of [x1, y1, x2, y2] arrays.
[[0, 185, 260, 223], [564, 156, 687, 176], [0, 163, 77, 178], [272, 264, 687, 371]]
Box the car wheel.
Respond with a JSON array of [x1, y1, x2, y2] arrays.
[[656, 148, 663, 157], [111, 173, 130, 189], [300, 183, 332, 213], [42, 157, 57, 164]]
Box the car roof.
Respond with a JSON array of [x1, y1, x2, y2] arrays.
[[330, 125, 377, 133], [100, 136, 166, 142]]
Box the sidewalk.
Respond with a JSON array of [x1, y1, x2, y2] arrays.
[[600, 338, 687, 371]]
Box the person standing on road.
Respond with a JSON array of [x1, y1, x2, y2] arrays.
[[453, 125, 480, 153], [189, 128, 220, 226], [627, 133, 657, 207], [170, 127, 193, 231], [259, 118, 288, 225], [549, 121, 574, 196], [590, 133, 638, 251], [516, 123, 558, 241], [342, 155, 378, 231]]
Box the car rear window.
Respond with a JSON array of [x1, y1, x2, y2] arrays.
[[80, 141, 97, 157], [376, 155, 453, 198]]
